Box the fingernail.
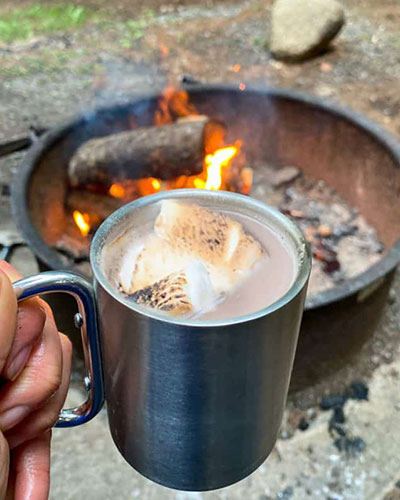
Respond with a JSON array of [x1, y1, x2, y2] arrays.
[[5, 345, 32, 381], [0, 405, 29, 431]]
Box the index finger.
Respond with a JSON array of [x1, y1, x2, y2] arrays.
[[12, 431, 51, 500]]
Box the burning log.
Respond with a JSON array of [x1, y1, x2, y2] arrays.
[[66, 190, 123, 221], [54, 216, 91, 261], [55, 234, 90, 261], [68, 116, 226, 188]]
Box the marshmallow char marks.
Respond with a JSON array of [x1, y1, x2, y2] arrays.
[[130, 271, 193, 315], [155, 200, 264, 275]]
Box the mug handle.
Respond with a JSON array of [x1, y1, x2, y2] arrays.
[[12, 271, 104, 427]]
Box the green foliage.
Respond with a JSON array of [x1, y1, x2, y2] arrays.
[[118, 8, 155, 47], [0, 3, 94, 43]]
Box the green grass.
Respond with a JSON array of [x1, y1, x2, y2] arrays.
[[116, 8, 155, 47], [1, 48, 98, 78], [0, 3, 94, 43]]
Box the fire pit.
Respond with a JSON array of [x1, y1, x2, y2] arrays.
[[11, 85, 400, 392]]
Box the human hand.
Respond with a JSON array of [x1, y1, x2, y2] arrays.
[[0, 261, 72, 500]]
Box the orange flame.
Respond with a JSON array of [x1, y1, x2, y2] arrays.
[[204, 145, 239, 190], [109, 183, 126, 198], [232, 64, 241, 73], [73, 210, 91, 237], [155, 87, 198, 125], [241, 167, 253, 195], [193, 178, 206, 189]]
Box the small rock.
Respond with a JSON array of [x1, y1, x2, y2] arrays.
[[332, 406, 345, 424], [181, 74, 200, 85], [270, 0, 345, 62], [315, 84, 335, 97], [277, 486, 294, 499], [329, 422, 346, 438], [327, 494, 344, 500], [334, 436, 366, 455], [306, 408, 316, 419], [331, 466, 340, 478], [318, 224, 333, 237], [298, 418, 309, 431], [280, 429, 290, 440], [270, 166, 300, 186], [320, 394, 346, 410], [320, 61, 333, 73], [346, 381, 369, 401], [388, 289, 397, 304], [371, 354, 380, 365]]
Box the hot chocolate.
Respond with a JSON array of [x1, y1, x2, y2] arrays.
[[101, 200, 296, 320]]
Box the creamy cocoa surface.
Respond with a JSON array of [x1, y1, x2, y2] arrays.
[[101, 206, 296, 321], [200, 212, 296, 320]]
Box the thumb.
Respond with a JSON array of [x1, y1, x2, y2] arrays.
[[0, 261, 22, 283], [0, 262, 46, 381], [0, 270, 18, 375]]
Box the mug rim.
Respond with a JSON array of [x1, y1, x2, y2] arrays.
[[90, 189, 311, 327]]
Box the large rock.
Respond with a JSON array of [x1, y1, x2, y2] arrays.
[[270, 0, 345, 62]]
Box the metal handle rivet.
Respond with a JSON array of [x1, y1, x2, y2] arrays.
[[74, 312, 84, 328], [84, 376, 91, 391]]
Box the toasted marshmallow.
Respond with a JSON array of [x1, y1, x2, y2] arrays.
[[155, 199, 264, 273], [185, 260, 217, 313], [118, 242, 144, 294], [118, 234, 194, 294], [130, 260, 217, 316], [118, 201, 264, 316]]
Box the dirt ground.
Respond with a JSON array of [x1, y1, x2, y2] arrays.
[[1, 0, 400, 141]]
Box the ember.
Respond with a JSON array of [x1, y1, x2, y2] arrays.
[[251, 164, 384, 296], [109, 184, 126, 199]]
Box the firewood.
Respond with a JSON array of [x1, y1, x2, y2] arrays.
[[55, 234, 90, 262], [54, 217, 90, 261], [66, 190, 123, 221], [68, 116, 226, 188]]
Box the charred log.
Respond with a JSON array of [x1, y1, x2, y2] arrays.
[[68, 116, 226, 187], [66, 190, 123, 221]]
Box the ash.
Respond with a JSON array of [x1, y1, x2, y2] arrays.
[[251, 163, 384, 297]]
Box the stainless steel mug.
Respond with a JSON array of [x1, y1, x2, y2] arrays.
[[12, 190, 311, 491]]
